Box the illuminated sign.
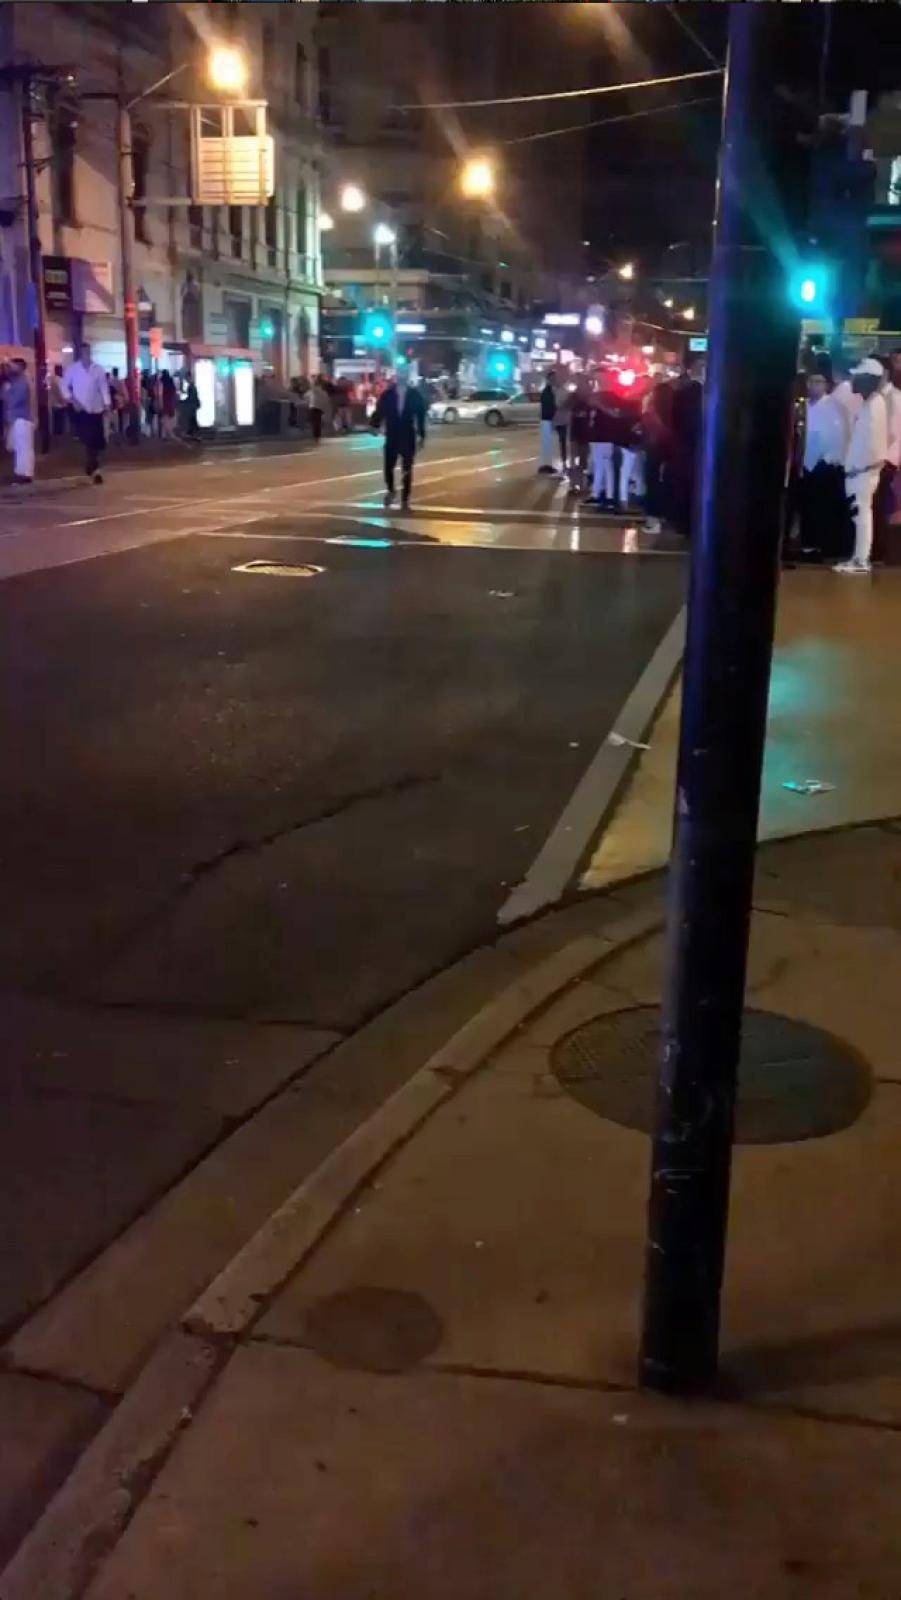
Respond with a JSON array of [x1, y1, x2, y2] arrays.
[[396, 322, 426, 334], [543, 312, 580, 327], [234, 362, 255, 426], [194, 358, 216, 429]]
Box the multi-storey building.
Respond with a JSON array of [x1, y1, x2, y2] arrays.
[[0, 2, 323, 389]]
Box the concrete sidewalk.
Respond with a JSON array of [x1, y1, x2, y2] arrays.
[[9, 820, 901, 1598], [585, 564, 901, 889]]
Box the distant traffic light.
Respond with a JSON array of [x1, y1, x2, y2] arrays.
[[362, 309, 394, 347], [788, 261, 832, 315], [488, 349, 515, 384]]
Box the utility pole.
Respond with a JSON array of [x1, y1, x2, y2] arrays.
[[20, 71, 51, 453], [639, 5, 808, 1396], [116, 49, 142, 441]]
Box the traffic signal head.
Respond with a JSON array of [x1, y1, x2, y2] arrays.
[[789, 261, 832, 315], [489, 350, 514, 383], [363, 310, 394, 347]]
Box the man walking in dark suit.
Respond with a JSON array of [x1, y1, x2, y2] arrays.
[[371, 372, 427, 509]]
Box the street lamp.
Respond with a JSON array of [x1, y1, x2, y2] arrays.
[[319, 211, 335, 232], [618, 261, 635, 281], [340, 183, 367, 213], [663, 297, 674, 309], [682, 305, 696, 321], [373, 222, 397, 247], [460, 156, 495, 200], [207, 46, 248, 96]]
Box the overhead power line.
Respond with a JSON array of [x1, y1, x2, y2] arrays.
[[665, 5, 724, 70], [399, 67, 722, 114], [500, 94, 721, 147]]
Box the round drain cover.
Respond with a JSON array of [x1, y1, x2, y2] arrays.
[[303, 1286, 443, 1372], [552, 1007, 871, 1144]]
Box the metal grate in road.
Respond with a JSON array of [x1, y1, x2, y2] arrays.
[[552, 1006, 871, 1145]]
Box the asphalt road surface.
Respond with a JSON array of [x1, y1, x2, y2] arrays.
[[0, 426, 686, 1333]]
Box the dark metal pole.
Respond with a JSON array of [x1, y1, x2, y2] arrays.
[[640, 6, 806, 1395], [116, 50, 142, 442], [20, 73, 51, 454]]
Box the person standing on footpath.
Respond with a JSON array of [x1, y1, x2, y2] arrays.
[[872, 355, 901, 564], [307, 376, 330, 444], [798, 369, 852, 562], [4, 358, 35, 484], [62, 343, 110, 484], [566, 375, 592, 497], [641, 371, 675, 535], [371, 369, 427, 510], [669, 353, 705, 539], [553, 377, 571, 474], [49, 364, 70, 437], [835, 357, 888, 575], [537, 376, 557, 474]]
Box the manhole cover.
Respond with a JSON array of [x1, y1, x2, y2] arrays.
[[552, 1007, 871, 1144], [303, 1286, 443, 1372], [232, 560, 324, 577]]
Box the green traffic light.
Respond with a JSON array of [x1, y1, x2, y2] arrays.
[[789, 262, 831, 314]]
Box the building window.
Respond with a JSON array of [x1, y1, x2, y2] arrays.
[[209, 207, 220, 258], [229, 205, 243, 259], [262, 23, 276, 87], [182, 279, 203, 341], [295, 43, 308, 112], [318, 46, 331, 125], [296, 186, 307, 270], [132, 128, 151, 244], [889, 155, 901, 206], [188, 205, 203, 250], [224, 295, 251, 349], [264, 195, 278, 267], [50, 97, 78, 228]]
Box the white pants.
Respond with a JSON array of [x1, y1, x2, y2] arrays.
[[849, 468, 880, 564], [591, 441, 615, 500], [621, 448, 645, 501], [538, 419, 556, 469], [8, 418, 35, 480]]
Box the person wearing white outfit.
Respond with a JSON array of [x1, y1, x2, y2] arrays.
[[798, 371, 851, 561], [835, 357, 888, 575], [3, 359, 35, 483]]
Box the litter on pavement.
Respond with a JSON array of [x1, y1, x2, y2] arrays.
[[488, 589, 516, 598], [608, 730, 651, 750], [782, 779, 836, 796]]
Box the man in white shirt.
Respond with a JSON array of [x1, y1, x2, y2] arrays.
[[62, 343, 111, 483], [835, 357, 889, 575], [798, 371, 852, 561], [873, 357, 901, 562]]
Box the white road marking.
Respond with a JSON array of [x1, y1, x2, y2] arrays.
[[51, 449, 508, 532], [497, 606, 687, 926]]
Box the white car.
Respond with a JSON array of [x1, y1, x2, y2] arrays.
[[429, 389, 541, 427]]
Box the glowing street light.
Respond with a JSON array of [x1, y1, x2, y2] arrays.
[[340, 183, 367, 213], [584, 313, 604, 337], [373, 222, 397, 247], [207, 46, 248, 95], [663, 297, 674, 309], [318, 212, 335, 233], [618, 260, 635, 281], [460, 156, 495, 200], [681, 305, 696, 321]]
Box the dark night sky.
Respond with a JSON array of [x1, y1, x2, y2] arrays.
[[444, 3, 901, 275]]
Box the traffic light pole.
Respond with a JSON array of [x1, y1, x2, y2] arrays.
[[639, 4, 806, 1395]]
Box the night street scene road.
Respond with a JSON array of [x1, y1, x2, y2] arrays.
[[2, 2, 901, 1594]]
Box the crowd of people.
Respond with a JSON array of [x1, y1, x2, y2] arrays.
[[537, 356, 705, 539], [794, 349, 901, 573], [1, 343, 203, 486]]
